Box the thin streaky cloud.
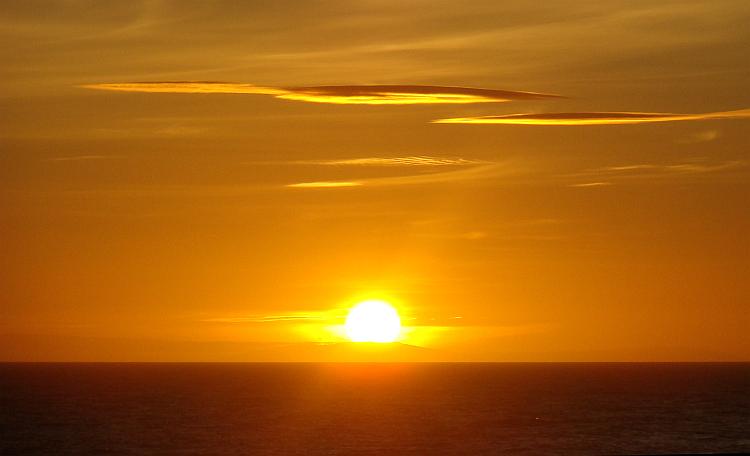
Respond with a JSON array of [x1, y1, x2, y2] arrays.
[[569, 182, 613, 187], [203, 315, 340, 323], [417, 231, 488, 240], [571, 160, 746, 180], [434, 109, 750, 125], [308, 156, 487, 166], [83, 82, 562, 105], [40, 155, 123, 162], [279, 85, 562, 104], [286, 162, 523, 189], [365, 163, 508, 186], [83, 82, 285, 95], [287, 181, 363, 188], [605, 165, 656, 171], [600, 161, 745, 174]]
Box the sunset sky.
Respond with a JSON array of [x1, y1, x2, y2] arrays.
[[1, 0, 748, 361]]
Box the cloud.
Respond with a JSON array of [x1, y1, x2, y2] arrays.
[[83, 82, 562, 104], [278, 85, 562, 104], [680, 130, 721, 143], [273, 156, 487, 166], [40, 155, 122, 162], [569, 182, 613, 187], [287, 181, 363, 188], [569, 159, 746, 183], [203, 315, 339, 323], [84, 82, 284, 96], [600, 161, 745, 175], [434, 109, 750, 125], [286, 162, 524, 189], [417, 231, 488, 240], [316, 156, 486, 166]]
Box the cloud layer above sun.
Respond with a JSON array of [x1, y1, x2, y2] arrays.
[[434, 109, 750, 125], [84, 82, 562, 104]]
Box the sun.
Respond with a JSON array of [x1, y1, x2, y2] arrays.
[[345, 300, 401, 343]]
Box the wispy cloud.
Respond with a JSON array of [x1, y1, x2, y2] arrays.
[[286, 162, 524, 189], [277, 85, 562, 104], [276, 156, 487, 166], [323, 156, 486, 166], [569, 182, 613, 187], [434, 109, 750, 125], [84, 82, 284, 95], [83, 82, 562, 105], [416, 231, 488, 240], [203, 315, 340, 323], [40, 155, 124, 162], [287, 181, 363, 188], [570, 159, 746, 182], [679, 130, 721, 143], [600, 161, 745, 175]]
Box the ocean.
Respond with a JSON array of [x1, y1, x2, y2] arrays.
[[1, 363, 748, 455]]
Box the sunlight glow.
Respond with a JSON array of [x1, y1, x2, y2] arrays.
[[345, 300, 401, 343]]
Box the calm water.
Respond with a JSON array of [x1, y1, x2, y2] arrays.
[[1, 363, 749, 455]]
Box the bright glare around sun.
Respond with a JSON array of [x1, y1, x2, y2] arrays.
[[345, 300, 401, 343]]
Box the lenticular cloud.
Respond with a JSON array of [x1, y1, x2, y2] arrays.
[[84, 82, 562, 104]]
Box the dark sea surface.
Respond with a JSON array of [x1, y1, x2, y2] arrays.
[[1, 363, 749, 456]]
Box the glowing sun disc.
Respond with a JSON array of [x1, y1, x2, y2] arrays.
[[345, 300, 401, 343]]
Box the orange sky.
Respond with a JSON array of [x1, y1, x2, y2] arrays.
[[1, 0, 748, 361]]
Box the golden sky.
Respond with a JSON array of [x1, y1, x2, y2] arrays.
[[1, 0, 748, 361]]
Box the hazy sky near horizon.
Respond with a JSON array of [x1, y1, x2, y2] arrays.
[[1, 0, 748, 361]]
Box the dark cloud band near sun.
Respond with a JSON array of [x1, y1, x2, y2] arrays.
[[434, 109, 750, 125], [83, 82, 562, 104]]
